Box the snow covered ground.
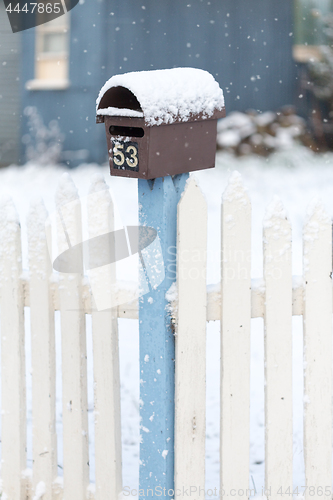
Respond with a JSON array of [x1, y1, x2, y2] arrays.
[[1, 145, 333, 497]]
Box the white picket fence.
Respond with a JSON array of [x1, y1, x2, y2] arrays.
[[0, 171, 332, 500]]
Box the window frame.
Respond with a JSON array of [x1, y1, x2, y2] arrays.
[[293, 0, 331, 62], [26, 12, 70, 90]]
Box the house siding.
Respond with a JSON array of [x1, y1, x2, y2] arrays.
[[21, 0, 297, 165], [0, 2, 21, 166]]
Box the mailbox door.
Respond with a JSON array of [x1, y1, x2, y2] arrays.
[[105, 116, 149, 179]]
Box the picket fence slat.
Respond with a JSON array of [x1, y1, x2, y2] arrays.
[[0, 196, 26, 499], [220, 172, 251, 496], [263, 199, 293, 499], [55, 175, 89, 499], [303, 201, 332, 500], [87, 176, 122, 500], [27, 199, 58, 500], [175, 178, 207, 499]]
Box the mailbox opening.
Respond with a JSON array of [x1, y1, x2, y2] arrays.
[[98, 85, 142, 112], [109, 125, 145, 138]]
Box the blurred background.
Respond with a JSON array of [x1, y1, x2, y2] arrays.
[[1, 0, 332, 167], [2, 1, 333, 493]]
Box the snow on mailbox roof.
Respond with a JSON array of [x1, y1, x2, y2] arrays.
[[96, 67, 225, 126]]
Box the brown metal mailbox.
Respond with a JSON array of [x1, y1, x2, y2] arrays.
[[96, 68, 225, 180]]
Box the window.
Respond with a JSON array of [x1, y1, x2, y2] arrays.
[[293, 0, 332, 61], [26, 12, 70, 90]]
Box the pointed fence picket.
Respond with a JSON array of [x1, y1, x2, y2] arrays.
[[0, 172, 333, 500], [220, 172, 251, 497], [55, 176, 89, 500], [27, 199, 57, 500], [263, 199, 293, 499], [303, 202, 332, 500], [87, 176, 122, 500], [0, 197, 26, 500], [174, 178, 207, 499]]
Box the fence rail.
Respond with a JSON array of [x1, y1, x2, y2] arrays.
[[0, 172, 332, 500], [20, 274, 306, 320]]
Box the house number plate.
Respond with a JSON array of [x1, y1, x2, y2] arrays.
[[111, 139, 139, 172]]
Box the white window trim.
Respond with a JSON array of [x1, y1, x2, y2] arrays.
[[293, 44, 323, 62], [25, 79, 70, 90]]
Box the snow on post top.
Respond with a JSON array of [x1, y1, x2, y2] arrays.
[[223, 171, 249, 206], [55, 173, 78, 207], [263, 195, 289, 228], [96, 67, 225, 126]]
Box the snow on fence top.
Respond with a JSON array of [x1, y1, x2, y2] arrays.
[[96, 67, 225, 126]]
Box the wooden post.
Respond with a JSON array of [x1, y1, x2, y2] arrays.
[[138, 174, 188, 496]]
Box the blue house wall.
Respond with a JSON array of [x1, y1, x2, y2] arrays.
[[21, 0, 297, 165], [21, 0, 107, 165]]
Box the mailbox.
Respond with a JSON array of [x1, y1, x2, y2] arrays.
[[96, 68, 225, 180]]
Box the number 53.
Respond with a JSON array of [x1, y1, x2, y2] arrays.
[[113, 143, 138, 168]]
